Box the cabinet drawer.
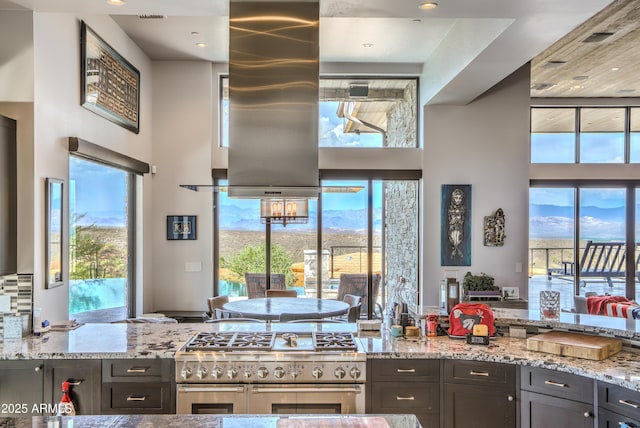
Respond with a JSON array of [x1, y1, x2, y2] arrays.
[[101, 382, 171, 414], [598, 381, 640, 420], [444, 360, 515, 387], [521, 367, 593, 404], [598, 407, 640, 428], [371, 382, 439, 413], [102, 359, 172, 382], [370, 359, 439, 382]]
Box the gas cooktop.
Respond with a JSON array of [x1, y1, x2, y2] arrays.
[[181, 331, 358, 353]]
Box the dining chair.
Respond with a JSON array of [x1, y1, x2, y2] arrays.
[[266, 289, 297, 298], [207, 295, 229, 319], [244, 273, 287, 299], [333, 294, 362, 323], [337, 273, 382, 318]]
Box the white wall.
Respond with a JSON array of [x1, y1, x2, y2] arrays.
[[31, 13, 153, 320], [421, 65, 531, 307], [151, 61, 214, 312], [0, 11, 33, 102]]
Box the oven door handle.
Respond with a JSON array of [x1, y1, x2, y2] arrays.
[[250, 386, 362, 394], [178, 386, 245, 393]]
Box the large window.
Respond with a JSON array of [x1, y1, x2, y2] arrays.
[[220, 77, 418, 148], [529, 185, 638, 308], [531, 107, 631, 164], [214, 177, 420, 319], [69, 156, 134, 322]]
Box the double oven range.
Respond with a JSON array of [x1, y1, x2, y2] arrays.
[[176, 329, 366, 415]]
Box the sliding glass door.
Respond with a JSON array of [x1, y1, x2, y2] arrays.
[[69, 156, 133, 322]]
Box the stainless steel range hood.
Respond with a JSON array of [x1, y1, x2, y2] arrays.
[[227, 0, 319, 199]]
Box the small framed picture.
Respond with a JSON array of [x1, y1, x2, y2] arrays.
[[502, 286, 520, 300], [167, 215, 197, 240]]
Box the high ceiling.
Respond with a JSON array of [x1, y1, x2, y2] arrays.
[[531, 0, 640, 98], [1, 0, 626, 104]]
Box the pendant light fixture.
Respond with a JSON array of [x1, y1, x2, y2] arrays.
[[260, 199, 309, 226]]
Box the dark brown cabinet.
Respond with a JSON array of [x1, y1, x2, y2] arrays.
[[44, 360, 102, 415], [443, 360, 517, 428], [520, 367, 594, 428], [0, 360, 44, 416], [0, 115, 17, 275], [101, 359, 174, 414], [598, 381, 640, 428], [367, 359, 440, 427]]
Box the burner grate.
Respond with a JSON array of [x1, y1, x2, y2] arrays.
[[185, 332, 236, 351], [229, 332, 275, 350], [313, 332, 357, 351]]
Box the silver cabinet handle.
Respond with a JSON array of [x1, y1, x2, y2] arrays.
[[470, 371, 490, 377], [544, 380, 567, 388], [66, 379, 83, 386], [507, 395, 514, 402], [619, 399, 640, 409], [178, 386, 244, 393], [126, 395, 147, 402], [251, 387, 361, 394], [583, 412, 591, 418], [34, 365, 41, 372], [396, 368, 416, 373], [396, 396, 415, 401], [126, 367, 149, 373]]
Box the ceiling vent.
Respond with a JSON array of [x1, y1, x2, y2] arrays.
[[542, 60, 566, 68], [582, 32, 614, 43], [138, 14, 167, 19], [530, 82, 557, 91]]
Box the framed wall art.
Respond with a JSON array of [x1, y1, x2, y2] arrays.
[[80, 21, 140, 134], [167, 216, 197, 240], [441, 184, 472, 266], [45, 178, 64, 289]]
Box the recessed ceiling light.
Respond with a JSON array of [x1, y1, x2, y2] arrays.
[[107, 0, 124, 6], [196, 43, 207, 48], [412, 19, 422, 23], [419, 1, 438, 10], [611, 67, 620, 71], [362, 43, 373, 48]]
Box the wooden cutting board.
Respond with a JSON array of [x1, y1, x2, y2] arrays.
[[526, 331, 622, 360]]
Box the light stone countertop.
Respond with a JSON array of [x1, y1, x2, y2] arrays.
[[2, 312, 640, 392], [1, 414, 422, 428]]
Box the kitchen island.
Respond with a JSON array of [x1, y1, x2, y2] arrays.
[[1, 312, 639, 391], [1, 414, 422, 427]]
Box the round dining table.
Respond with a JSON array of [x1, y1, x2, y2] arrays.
[[222, 297, 349, 321]]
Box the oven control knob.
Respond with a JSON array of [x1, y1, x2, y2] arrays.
[[181, 366, 193, 380], [273, 367, 286, 379], [334, 367, 346, 379], [312, 367, 323, 379], [257, 367, 269, 379], [244, 370, 252, 379], [196, 366, 208, 380], [227, 368, 238, 380], [211, 367, 223, 380], [349, 367, 361, 379]]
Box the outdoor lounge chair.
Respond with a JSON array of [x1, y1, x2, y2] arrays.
[[337, 273, 382, 318], [244, 273, 287, 298]]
